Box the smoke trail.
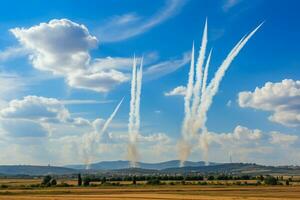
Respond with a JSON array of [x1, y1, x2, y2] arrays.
[[84, 98, 124, 169], [178, 20, 263, 165], [193, 23, 263, 163], [190, 19, 208, 125], [194, 23, 263, 134], [128, 56, 137, 138], [134, 58, 143, 138], [201, 48, 212, 97], [97, 98, 124, 141], [179, 43, 195, 166], [128, 57, 143, 167]]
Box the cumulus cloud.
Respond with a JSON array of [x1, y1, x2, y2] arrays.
[[10, 19, 190, 92], [10, 19, 129, 93], [270, 131, 298, 146], [97, 0, 187, 42], [199, 125, 300, 165], [1, 96, 70, 121], [165, 86, 186, 96], [0, 46, 28, 62], [238, 79, 300, 127], [0, 96, 92, 138]]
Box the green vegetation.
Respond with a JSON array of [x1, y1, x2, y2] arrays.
[[264, 176, 278, 185]]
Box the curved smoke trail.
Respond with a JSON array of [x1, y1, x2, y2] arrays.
[[179, 19, 263, 165]]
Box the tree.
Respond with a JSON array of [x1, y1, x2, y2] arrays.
[[83, 177, 91, 186], [132, 176, 137, 185], [207, 175, 215, 181], [42, 175, 52, 186], [286, 180, 290, 186], [78, 174, 82, 186], [101, 177, 107, 184], [264, 176, 277, 185], [50, 179, 57, 186]]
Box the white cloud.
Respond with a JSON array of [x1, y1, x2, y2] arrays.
[[238, 79, 300, 127], [0, 46, 28, 62], [270, 131, 298, 146], [0, 119, 48, 138], [165, 86, 186, 96], [198, 125, 300, 165], [144, 52, 190, 80], [223, 0, 242, 12], [0, 96, 93, 138], [60, 99, 113, 105], [11, 19, 98, 74], [1, 96, 70, 121], [10, 19, 130, 93], [10, 18, 188, 93], [97, 0, 187, 42]]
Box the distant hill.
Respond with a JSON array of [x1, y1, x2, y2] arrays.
[[1, 162, 300, 176], [66, 160, 212, 170], [162, 163, 300, 175], [0, 165, 77, 176]]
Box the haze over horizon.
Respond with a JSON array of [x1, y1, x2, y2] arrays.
[[0, 0, 299, 166]]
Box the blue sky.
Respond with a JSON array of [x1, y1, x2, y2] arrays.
[[0, 0, 299, 166]]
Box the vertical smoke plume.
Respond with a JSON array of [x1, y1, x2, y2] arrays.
[[190, 19, 208, 124], [179, 19, 262, 165], [84, 98, 124, 169], [179, 43, 195, 167], [128, 56, 143, 167]]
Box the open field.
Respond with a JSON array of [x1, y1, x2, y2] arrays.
[[1, 185, 300, 200]]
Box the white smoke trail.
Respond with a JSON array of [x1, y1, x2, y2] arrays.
[[134, 57, 143, 139], [190, 19, 207, 124], [179, 20, 263, 165], [182, 42, 195, 139], [179, 43, 195, 166], [84, 98, 124, 169], [194, 22, 264, 134], [129, 56, 137, 138], [97, 98, 124, 141], [200, 48, 212, 97], [128, 57, 143, 167]]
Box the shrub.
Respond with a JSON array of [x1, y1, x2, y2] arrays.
[[286, 180, 290, 185], [56, 182, 72, 187], [198, 181, 207, 185], [146, 179, 161, 185], [264, 176, 277, 185], [50, 179, 57, 186], [41, 175, 52, 186], [83, 177, 91, 186], [0, 184, 8, 189]]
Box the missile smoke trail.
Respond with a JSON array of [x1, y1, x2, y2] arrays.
[[201, 49, 212, 97], [84, 98, 124, 169], [190, 19, 207, 124], [98, 98, 124, 140], [179, 43, 195, 167], [182, 42, 195, 139], [193, 22, 264, 134], [128, 56, 143, 167], [179, 20, 262, 165]]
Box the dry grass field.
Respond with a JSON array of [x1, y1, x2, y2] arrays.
[[0, 182, 300, 200]]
